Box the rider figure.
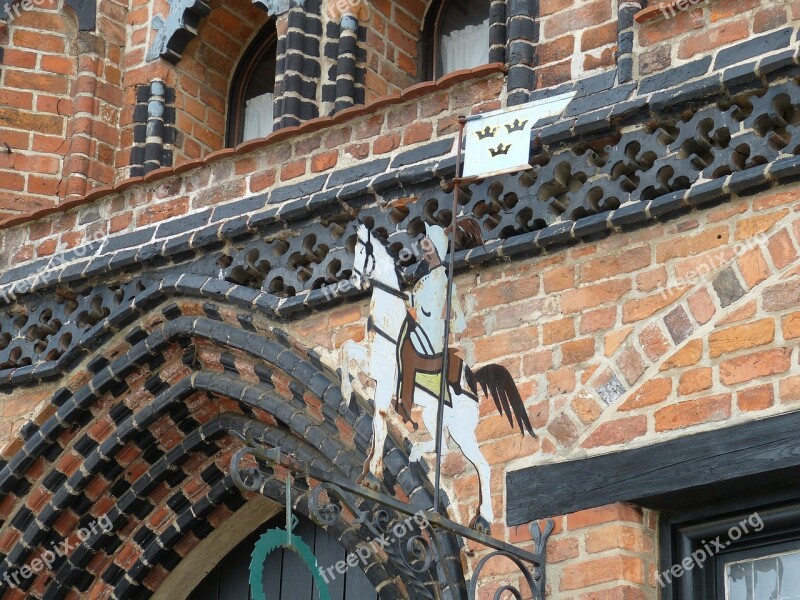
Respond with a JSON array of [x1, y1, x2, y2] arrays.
[[395, 224, 470, 421], [407, 224, 466, 356]]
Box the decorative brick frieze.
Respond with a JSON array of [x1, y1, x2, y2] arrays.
[[130, 81, 177, 178], [1, 69, 800, 384]]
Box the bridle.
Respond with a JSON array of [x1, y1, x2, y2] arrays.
[[353, 227, 376, 283], [353, 228, 408, 300]]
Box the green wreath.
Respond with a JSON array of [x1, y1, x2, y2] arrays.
[[249, 529, 332, 600]]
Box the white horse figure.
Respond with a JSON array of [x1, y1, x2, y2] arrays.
[[340, 223, 534, 532]]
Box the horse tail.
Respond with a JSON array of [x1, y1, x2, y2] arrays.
[[469, 364, 535, 437], [446, 216, 485, 250]]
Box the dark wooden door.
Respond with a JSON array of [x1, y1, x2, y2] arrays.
[[187, 514, 378, 600]]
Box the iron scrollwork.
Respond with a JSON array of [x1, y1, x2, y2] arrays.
[[230, 433, 553, 599]]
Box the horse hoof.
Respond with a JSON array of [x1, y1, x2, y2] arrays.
[[471, 515, 492, 534], [360, 473, 382, 491]]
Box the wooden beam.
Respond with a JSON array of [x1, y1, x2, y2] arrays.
[[506, 409, 800, 525]]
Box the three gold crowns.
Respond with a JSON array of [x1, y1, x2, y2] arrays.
[[474, 119, 529, 158]]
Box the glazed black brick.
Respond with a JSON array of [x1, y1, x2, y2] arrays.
[[714, 27, 794, 70], [9, 506, 34, 531], [650, 74, 722, 111], [73, 434, 98, 457], [269, 174, 328, 204], [758, 48, 797, 76], [722, 61, 758, 90], [391, 139, 453, 169], [639, 56, 712, 95], [103, 228, 155, 253], [156, 209, 212, 238], [327, 158, 389, 187], [564, 83, 634, 117]]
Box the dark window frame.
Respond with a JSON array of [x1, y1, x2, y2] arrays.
[[659, 487, 800, 599], [422, 0, 490, 81], [226, 22, 278, 148], [422, 0, 446, 81]]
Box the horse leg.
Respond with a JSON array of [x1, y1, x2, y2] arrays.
[[409, 393, 438, 462], [364, 359, 397, 490], [340, 340, 368, 404], [446, 393, 495, 532]]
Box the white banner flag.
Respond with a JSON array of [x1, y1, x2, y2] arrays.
[[462, 91, 576, 179]]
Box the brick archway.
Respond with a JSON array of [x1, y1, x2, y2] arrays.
[[0, 286, 463, 599]]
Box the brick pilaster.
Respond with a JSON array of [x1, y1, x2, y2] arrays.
[[130, 80, 176, 177], [506, 0, 538, 106], [489, 0, 508, 65]]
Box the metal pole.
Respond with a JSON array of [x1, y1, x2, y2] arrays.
[[433, 115, 467, 513]]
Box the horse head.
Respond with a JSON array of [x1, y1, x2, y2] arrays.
[[351, 223, 399, 292], [351, 223, 372, 291]]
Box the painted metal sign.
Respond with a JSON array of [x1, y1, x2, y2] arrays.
[[340, 222, 535, 533]]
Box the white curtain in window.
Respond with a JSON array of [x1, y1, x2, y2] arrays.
[[439, 17, 490, 76], [243, 92, 274, 142]]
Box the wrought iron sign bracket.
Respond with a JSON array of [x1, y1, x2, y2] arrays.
[[230, 432, 553, 600]]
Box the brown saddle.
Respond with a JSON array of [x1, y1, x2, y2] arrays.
[[394, 314, 471, 423]]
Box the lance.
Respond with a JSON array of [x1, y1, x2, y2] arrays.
[[433, 115, 467, 514], [431, 95, 574, 515]]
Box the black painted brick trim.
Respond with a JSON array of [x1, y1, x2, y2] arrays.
[[390, 139, 454, 169], [714, 27, 794, 70]]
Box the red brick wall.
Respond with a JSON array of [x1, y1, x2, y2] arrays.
[[0, 0, 125, 213], [537, 0, 618, 88], [635, 0, 800, 76], [0, 0, 76, 213], [364, 0, 429, 100]]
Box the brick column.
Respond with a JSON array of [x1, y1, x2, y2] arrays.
[[273, 0, 322, 128], [616, 0, 641, 83], [489, 0, 507, 64], [324, 0, 367, 116], [506, 0, 538, 106], [334, 15, 358, 112], [63, 34, 101, 201], [130, 80, 176, 177]]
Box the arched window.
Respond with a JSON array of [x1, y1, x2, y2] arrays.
[[227, 23, 278, 147], [424, 0, 491, 80]]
